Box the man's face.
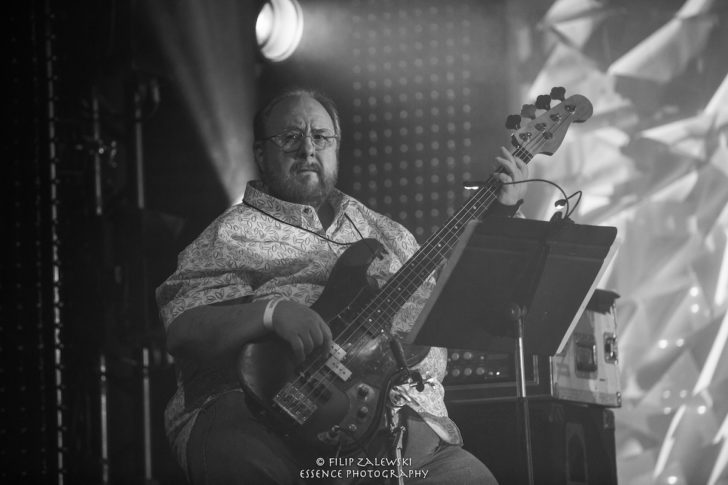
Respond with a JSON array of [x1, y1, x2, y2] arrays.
[[255, 95, 339, 208]]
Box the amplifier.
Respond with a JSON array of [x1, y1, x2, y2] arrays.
[[444, 289, 621, 407], [448, 399, 618, 485]]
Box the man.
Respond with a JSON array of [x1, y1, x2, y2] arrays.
[[157, 88, 528, 484]]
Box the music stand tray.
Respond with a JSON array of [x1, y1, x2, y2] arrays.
[[406, 217, 618, 356]]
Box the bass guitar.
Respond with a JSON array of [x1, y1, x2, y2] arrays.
[[238, 88, 593, 455]]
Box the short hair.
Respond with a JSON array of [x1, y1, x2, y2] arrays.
[[252, 88, 342, 144]]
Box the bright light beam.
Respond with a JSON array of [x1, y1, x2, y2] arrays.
[[146, 0, 258, 204]]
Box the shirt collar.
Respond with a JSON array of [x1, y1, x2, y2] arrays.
[[243, 180, 352, 229]]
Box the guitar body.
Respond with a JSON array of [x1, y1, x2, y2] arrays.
[[239, 239, 425, 454]]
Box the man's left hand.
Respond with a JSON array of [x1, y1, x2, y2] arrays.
[[494, 146, 529, 206]]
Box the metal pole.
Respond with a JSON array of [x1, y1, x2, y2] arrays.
[[99, 354, 109, 484], [142, 347, 153, 482], [514, 305, 535, 485], [132, 89, 146, 210], [91, 89, 104, 216]]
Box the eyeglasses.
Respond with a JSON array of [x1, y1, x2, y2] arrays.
[[260, 130, 339, 153]]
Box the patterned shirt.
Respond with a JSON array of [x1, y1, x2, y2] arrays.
[[156, 181, 462, 474]]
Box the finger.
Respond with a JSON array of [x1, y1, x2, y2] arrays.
[[514, 157, 528, 178], [496, 157, 516, 177], [513, 155, 526, 170], [500, 146, 517, 162], [290, 336, 306, 363], [496, 173, 513, 184], [299, 331, 315, 356], [320, 322, 332, 346], [309, 324, 325, 348]]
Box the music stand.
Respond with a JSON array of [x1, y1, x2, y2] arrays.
[[406, 217, 618, 485]]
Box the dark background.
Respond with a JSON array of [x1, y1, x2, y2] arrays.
[[5, 0, 520, 482]]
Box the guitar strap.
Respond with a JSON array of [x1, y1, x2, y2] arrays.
[[388, 406, 406, 485]]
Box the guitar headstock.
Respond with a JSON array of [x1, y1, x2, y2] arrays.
[[505, 87, 593, 158]]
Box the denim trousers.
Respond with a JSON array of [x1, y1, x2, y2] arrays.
[[187, 391, 498, 485]]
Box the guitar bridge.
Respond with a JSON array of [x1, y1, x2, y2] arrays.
[[273, 383, 318, 425]]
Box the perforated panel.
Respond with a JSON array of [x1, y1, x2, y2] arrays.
[[258, 0, 510, 240], [343, 0, 508, 239]]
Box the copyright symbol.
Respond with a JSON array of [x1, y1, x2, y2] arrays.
[[316, 457, 325, 466]]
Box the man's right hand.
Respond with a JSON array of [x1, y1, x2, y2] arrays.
[[269, 300, 333, 363]]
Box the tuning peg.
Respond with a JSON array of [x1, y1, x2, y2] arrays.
[[550, 87, 565, 101], [535, 95, 551, 110], [505, 114, 521, 130], [520, 105, 536, 119]]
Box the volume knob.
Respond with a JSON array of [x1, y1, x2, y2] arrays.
[[357, 385, 370, 400]]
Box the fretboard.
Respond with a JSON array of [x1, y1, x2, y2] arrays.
[[363, 147, 533, 331]]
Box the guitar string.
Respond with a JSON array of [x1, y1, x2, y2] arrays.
[[283, 169, 509, 415], [283, 113, 574, 416], [286, 178, 513, 417], [285, 134, 551, 417], [343, 113, 576, 340], [282, 186, 498, 413], [312, 151, 526, 363], [333, 138, 537, 332], [285, 128, 560, 415]]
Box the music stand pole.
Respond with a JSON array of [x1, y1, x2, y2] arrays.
[[510, 303, 534, 485], [508, 218, 553, 485]]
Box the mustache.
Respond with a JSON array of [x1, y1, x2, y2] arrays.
[[291, 162, 321, 173]]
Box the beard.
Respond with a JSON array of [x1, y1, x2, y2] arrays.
[[262, 161, 338, 208]]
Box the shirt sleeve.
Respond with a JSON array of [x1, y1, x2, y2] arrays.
[[155, 208, 257, 328]]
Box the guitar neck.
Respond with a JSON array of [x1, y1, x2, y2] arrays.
[[352, 90, 594, 333], [366, 146, 534, 330]]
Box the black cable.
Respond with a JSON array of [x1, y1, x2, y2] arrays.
[[245, 177, 580, 247], [566, 190, 583, 218], [242, 200, 358, 246], [474, 177, 574, 219], [345, 213, 386, 258]]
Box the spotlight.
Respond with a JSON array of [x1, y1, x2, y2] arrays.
[[256, 0, 303, 62]]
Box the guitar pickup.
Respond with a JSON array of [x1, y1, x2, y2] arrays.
[[326, 356, 352, 381], [329, 342, 346, 360]]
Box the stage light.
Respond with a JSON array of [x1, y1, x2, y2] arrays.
[[256, 0, 304, 62]]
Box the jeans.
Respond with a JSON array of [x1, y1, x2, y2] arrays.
[[187, 391, 497, 484]]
